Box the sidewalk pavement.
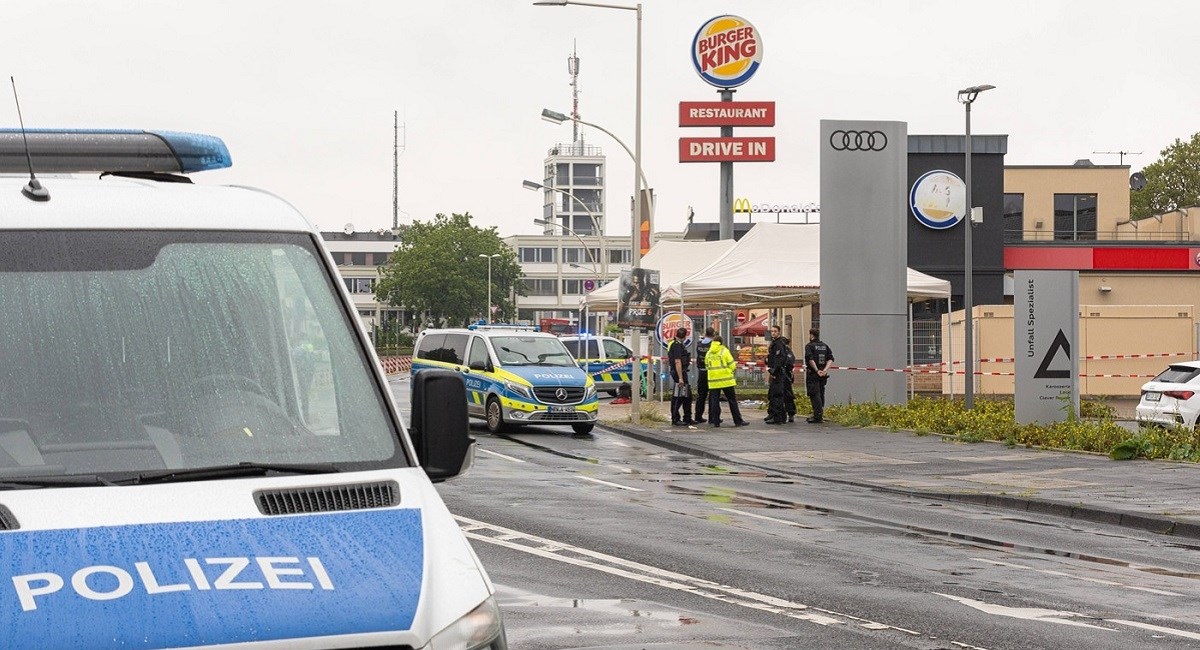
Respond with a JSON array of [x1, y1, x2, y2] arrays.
[[596, 398, 1200, 540]]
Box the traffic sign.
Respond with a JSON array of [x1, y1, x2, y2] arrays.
[[736, 311, 747, 323], [583, 279, 595, 292]]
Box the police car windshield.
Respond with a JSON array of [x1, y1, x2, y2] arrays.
[[492, 336, 577, 367], [0, 230, 403, 480]]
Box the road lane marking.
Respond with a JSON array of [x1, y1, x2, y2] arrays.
[[456, 516, 938, 641], [1107, 619, 1200, 641], [718, 507, 818, 529], [478, 448, 526, 463], [936, 593, 1110, 630], [577, 475, 644, 491], [940, 593, 1200, 640], [971, 558, 1184, 597]]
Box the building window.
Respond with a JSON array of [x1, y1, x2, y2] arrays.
[[519, 247, 556, 263], [370, 252, 391, 266], [562, 279, 585, 295], [572, 215, 598, 235], [555, 163, 570, 185], [563, 247, 600, 265], [343, 277, 375, 294], [573, 163, 600, 186], [1053, 194, 1097, 241], [1003, 193, 1024, 242], [608, 249, 632, 265], [522, 278, 558, 296]]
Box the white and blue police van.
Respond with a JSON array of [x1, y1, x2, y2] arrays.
[[412, 325, 599, 435], [0, 129, 506, 649]]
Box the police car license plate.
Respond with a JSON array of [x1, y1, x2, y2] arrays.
[[1144, 392, 1161, 402], [549, 405, 574, 413]]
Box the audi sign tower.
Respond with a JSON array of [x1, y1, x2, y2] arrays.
[[820, 120, 910, 406]]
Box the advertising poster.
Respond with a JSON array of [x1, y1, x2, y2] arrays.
[[617, 268, 660, 329]]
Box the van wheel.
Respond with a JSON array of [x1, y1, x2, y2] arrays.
[[571, 423, 594, 436], [486, 397, 506, 434]]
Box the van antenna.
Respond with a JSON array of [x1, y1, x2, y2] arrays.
[[10, 77, 49, 202]]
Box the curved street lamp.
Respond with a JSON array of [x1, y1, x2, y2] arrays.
[[523, 179, 608, 283], [534, 217, 601, 334], [535, 0, 646, 421]]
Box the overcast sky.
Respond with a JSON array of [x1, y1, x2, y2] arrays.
[[7, 1, 1197, 237]]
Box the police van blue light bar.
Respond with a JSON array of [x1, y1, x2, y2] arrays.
[[0, 128, 232, 174]]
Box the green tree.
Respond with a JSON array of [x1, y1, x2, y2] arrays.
[[1131, 132, 1200, 220], [375, 213, 523, 328]]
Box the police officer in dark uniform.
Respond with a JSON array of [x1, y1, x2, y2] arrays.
[[692, 327, 714, 423], [804, 328, 834, 423], [667, 327, 694, 426], [764, 325, 794, 424]]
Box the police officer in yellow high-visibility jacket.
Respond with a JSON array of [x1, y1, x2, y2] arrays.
[[703, 335, 749, 428]]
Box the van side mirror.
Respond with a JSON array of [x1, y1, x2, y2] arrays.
[[409, 369, 474, 482], [468, 359, 491, 372]]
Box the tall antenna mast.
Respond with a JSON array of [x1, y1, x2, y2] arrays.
[[1093, 150, 1142, 166], [568, 41, 581, 145], [393, 111, 406, 231]]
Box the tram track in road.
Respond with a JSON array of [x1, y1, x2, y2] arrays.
[[473, 424, 1200, 593]]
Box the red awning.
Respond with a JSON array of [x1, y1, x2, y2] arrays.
[[733, 312, 769, 337]]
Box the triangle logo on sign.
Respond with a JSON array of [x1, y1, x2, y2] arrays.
[[1034, 329, 1072, 379]]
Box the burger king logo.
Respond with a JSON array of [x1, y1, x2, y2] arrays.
[[691, 15, 763, 88], [656, 312, 693, 348]]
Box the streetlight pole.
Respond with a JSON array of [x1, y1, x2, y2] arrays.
[[534, 217, 600, 332], [536, 0, 644, 420], [957, 83, 994, 410], [479, 253, 499, 323], [524, 180, 607, 283]]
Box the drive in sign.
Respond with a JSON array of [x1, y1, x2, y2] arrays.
[[680, 137, 775, 162]]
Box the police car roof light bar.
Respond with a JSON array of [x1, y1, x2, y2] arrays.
[[467, 324, 540, 332], [0, 128, 232, 174]]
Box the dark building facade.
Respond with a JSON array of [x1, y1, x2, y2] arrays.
[[906, 134, 1008, 316]]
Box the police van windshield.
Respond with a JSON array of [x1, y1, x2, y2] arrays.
[[0, 230, 402, 480], [491, 336, 577, 367]]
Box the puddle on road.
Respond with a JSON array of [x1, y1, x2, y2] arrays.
[[495, 585, 770, 647]]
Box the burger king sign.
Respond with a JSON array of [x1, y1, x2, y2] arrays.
[[691, 15, 763, 88]]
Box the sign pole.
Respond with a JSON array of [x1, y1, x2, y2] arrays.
[[719, 88, 735, 241]]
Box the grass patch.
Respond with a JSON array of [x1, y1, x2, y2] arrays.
[[825, 395, 1200, 462]]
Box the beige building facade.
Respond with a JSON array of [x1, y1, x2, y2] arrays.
[[936, 163, 1200, 397]]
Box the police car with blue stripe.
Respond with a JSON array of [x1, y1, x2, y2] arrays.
[[559, 334, 636, 396], [413, 325, 599, 435], [0, 129, 506, 648]]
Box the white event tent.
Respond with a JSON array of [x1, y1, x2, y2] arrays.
[[677, 222, 950, 308], [581, 239, 738, 312], [597, 222, 949, 311]]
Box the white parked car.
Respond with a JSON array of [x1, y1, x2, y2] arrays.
[[1135, 361, 1200, 429]]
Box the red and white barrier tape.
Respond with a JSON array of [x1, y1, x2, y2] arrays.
[[380, 356, 413, 374], [833, 365, 1156, 378], [943, 351, 1191, 364]]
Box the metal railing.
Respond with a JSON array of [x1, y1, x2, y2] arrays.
[[1004, 229, 1200, 243]]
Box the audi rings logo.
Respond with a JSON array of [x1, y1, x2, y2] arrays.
[[829, 130, 887, 152], [555, 388, 568, 402]]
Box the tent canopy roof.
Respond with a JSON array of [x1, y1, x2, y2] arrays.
[[677, 222, 950, 307], [582, 239, 737, 311]]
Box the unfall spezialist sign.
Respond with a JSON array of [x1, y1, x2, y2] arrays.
[[1014, 270, 1079, 424], [679, 137, 775, 162], [679, 101, 775, 127]]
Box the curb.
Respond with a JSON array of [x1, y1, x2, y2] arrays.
[[601, 422, 1200, 541]]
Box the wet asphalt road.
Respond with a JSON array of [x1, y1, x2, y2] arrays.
[[390, 377, 1200, 649]]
